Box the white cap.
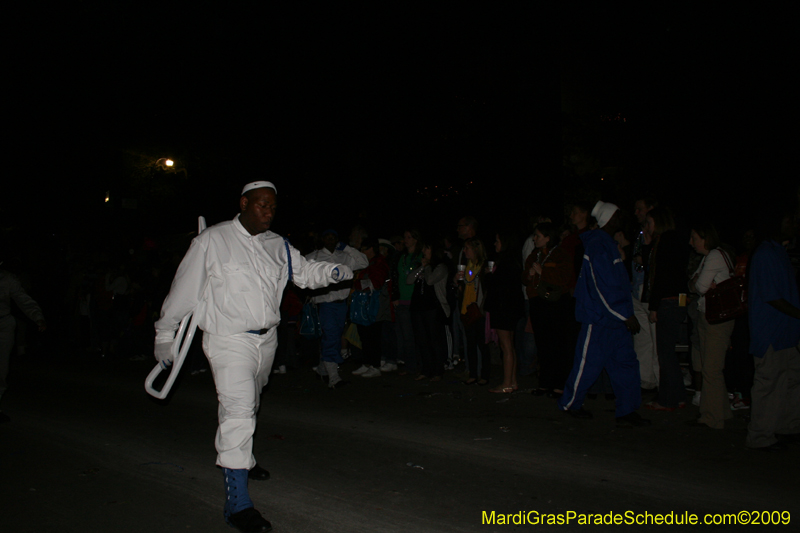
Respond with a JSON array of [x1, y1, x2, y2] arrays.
[[591, 200, 619, 228], [241, 181, 277, 195]]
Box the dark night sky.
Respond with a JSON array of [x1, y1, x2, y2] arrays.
[[5, 6, 795, 250]]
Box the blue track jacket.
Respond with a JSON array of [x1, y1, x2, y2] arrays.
[[574, 230, 634, 330]]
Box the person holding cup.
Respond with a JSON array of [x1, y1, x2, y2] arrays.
[[484, 230, 525, 392], [522, 222, 573, 397], [407, 238, 452, 381], [455, 237, 490, 385]]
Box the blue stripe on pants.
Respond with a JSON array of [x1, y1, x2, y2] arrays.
[[558, 323, 642, 417]]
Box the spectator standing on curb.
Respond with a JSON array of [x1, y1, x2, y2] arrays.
[[745, 212, 800, 451], [0, 264, 46, 423]]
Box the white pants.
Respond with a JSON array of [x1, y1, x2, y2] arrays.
[[203, 330, 277, 469], [632, 291, 658, 388]]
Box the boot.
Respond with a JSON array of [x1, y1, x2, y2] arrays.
[[222, 468, 271, 532]]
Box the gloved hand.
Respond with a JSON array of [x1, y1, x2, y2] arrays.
[[331, 265, 353, 281], [155, 342, 173, 369]]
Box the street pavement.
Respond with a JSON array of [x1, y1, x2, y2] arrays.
[[1, 352, 798, 532]]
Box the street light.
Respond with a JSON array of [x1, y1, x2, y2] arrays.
[[155, 157, 187, 177]]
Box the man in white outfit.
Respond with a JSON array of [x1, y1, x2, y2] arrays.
[[154, 181, 352, 533]]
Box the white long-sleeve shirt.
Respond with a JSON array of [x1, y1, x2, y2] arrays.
[[692, 248, 733, 313], [305, 245, 368, 303], [155, 216, 347, 343]]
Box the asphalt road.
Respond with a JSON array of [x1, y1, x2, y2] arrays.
[[1, 353, 797, 532]]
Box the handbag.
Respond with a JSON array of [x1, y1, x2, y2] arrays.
[[704, 251, 747, 324], [350, 289, 381, 326], [299, 301, 322, 338]]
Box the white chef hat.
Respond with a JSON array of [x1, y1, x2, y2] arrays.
[[241, 181, 277, 195], [591, 200, 619, 229]]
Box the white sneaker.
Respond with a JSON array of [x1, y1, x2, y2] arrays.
[[692, 391, 701, 406], [352, 365, 369, 375], [362, 367, 381, 378], [325, 361, 341, 387], [379, 362, 398, 372]]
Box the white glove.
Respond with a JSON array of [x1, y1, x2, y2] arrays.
[[154, 342, 173, 369], [331, 265, 353, 281]]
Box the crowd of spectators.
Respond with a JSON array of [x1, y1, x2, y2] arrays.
[[2, 187, 798, 450]]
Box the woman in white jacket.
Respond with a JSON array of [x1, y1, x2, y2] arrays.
[[688, 222, 735, 429]]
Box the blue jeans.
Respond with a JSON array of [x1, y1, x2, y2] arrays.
[[655, 299, 688, 408], [381, 320, 397, 364], [395, 303, 419, 373], [318, 301, 348, 364], [452, 306, 468, 362]]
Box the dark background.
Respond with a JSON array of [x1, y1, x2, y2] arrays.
[[3, 5, 795, 258]]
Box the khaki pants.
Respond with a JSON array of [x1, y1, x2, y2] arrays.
[[697, 314, 734, 429], [746, 344, 800, 448]]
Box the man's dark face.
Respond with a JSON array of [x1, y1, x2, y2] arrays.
[[239, 189, 277, 235], [323, 233, 338, 252]]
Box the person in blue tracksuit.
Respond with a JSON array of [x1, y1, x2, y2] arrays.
[[557, 201, 651, 427]]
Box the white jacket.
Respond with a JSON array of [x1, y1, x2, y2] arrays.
[[305, 245, 368, 303], [155, 216, 347, 342], [692, 248, 733, 313]]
